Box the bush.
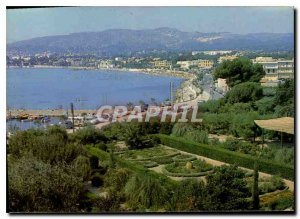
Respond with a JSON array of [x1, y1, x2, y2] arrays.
[[104, 168, 131, 192], [70, 126, 108, 145], [157, 134, 294, 180], [95, 142, 107, 151], [164, 159, 213, 177], [91, 173, 104, 187], [183, 129, 209, 144], [171, 123, 194, 137], [225, 82, 263, 104], [124, 174, 169, 209]]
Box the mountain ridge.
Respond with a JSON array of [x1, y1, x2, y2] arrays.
[[7, 27, 294, 56]]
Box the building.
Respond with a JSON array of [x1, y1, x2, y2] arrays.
[[215, 78, 229, 94], [218, 55, 238, 63], [253, 57, 294, 85], [192, 50, 232, 56], [154, 60, 172, 69], [98, 60, 114, 69], [253, 57, 294, 87], [198, 60, 214, 69]]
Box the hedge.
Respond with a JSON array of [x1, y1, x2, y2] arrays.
[[86, 146, 178, 187], [162, 168, 213, 177], [156, 134, 294, 180]]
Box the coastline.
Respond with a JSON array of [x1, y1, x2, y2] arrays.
[[7, 65, 194, 80]]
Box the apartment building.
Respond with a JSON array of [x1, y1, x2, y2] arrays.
[[198, 60, 214, 69], [252, 57, 294, 86], [154, 60, 172, 69]]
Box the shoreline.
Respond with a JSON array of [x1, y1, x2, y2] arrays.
[[7, 65, 194, 80]]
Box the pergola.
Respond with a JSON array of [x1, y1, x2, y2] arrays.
[[254, 117, 294, 147]]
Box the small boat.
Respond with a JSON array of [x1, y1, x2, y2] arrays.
[[19, 114, 29, 120]]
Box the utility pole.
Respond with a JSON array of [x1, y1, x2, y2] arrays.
[[170, 81, 174, 104], [70, 102, 75, 133]]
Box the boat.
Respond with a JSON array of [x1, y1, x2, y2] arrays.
[[19, 114, 29, 120]]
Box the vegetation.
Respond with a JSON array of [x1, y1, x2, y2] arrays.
[[157, 134, 294, 180], [204, 165, 250, 210], [163, 159, 213, 177], [213, 57, 265, 87]]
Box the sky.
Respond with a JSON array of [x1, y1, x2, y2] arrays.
[[7, 7, 294, 43]]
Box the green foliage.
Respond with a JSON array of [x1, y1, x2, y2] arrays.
[[183, 129, 209, 144], [124, 174, 169, 209], [221, 138, 258, 156], [123, 123, 158, 149], [202, 113, 232, 134], [70, 126, 108, 145], [229, 112, 260, 140], [260, 190, 294, 210], [255, 97, 275, 115], [8, 154, 84, 212], [199, 99, 225, 113], [213, 57, 265, 87], [157, 134, 294, 180], [225, 82, 263, 104], [170, 179, 206, 211], [274, 79, 294, 106], [164, 159, 213, 177], [104, 168, 130, 191], [171, 123, 194, 137], [9, 127, 85, 165], [204, 165, 249, 210], [73, 155, 91, 181]]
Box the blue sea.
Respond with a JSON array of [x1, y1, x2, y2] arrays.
[[7, 68, 183, 110]]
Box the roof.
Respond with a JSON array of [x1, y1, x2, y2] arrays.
[[254, 117, 294, 135]]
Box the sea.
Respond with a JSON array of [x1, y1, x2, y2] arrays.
[[6, 67, 183, 131], [7, 67, 183, 109]]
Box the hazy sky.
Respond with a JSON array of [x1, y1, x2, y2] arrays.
[[7, 7, 294, 43]]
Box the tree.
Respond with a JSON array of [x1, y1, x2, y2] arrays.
[[170, 179, 206, 211], [124, 174, 169, 209], [204, 165, 250, 211], [214, 57, 265, 87], [8, 155, 84, 212], [225, 82, 263, 104], [252, 163, 260, 210], [274, 79, 294, 106]]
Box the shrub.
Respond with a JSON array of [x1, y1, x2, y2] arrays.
[[70, 126, 108, 145], [164, 159, 213, 177], [171, 123, 194, 137], [104, 168, 131, 192], [183, 129, 209, 144], [225, 82, 263, 104], [95, 142, 107, 151], [124, 174, 169, 209], [157, 134, 294, 180]]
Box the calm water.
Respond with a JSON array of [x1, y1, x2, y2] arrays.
[[7, 117, 62, 132], [7, 68, 183, 110]]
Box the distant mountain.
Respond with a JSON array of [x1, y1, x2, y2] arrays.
[[7, 27, 294, 56]]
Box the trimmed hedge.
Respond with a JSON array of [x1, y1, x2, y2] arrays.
[[162, 168, 213, 177], [86, 146, 178, 187], [156, 134, 294, 180]]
